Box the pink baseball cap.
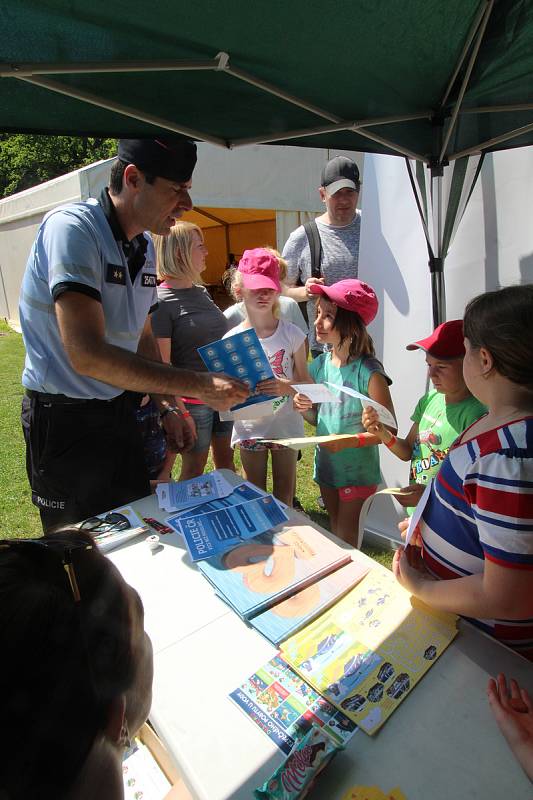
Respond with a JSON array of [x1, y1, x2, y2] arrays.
[[309, 279, 378, 325], [238, 249, 282, 292], [406, 320, 465, 359]]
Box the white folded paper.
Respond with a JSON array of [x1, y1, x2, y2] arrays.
[[404, 480, 433, 546], [290, 383, 341, 404], [258, 433, 358, 450], [325, 382, 397, 427]]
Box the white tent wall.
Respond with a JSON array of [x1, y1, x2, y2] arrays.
[[0, 169, 82, 324], [0, 145, 364, 326], [358, 147, 533, 548]]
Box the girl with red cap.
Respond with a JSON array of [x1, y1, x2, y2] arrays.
[[227, 248, 311, 506], [295, 279, 396, 544]]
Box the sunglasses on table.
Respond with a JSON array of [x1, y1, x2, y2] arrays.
[[80, 511, 131, 535]]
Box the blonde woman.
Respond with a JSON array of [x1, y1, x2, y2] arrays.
[[151, 221, 234, 480]]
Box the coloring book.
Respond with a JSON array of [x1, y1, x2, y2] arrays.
[[281, 569, 457, 735]]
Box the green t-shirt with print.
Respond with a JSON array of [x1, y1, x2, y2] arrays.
[[309, 353, 391, 489], [409, 390, 486, 488]]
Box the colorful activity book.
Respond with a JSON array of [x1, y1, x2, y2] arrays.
[[230, 654, 358, 755], [156, 470, 234, 512], [198, 328, 275, 412], [197, 523, 352, 618], [169, 495, 289, 562], [251, 560, 370, 646], [281, 569, 457, 735]]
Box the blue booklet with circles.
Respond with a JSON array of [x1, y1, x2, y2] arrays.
[[197, 328, 276, 411]]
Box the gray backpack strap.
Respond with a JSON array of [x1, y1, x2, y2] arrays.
[[303, 220, 323, 279]]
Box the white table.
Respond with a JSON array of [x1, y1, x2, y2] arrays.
[[109, 473, 533, 800]]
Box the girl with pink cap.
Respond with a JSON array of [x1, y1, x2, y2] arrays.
[[227, 248, 311, 506], [295, 279, 396, 545]]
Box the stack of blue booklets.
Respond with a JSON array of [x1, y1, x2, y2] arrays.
[[167, 481, 289, 562], [165, 473, 370, 646]]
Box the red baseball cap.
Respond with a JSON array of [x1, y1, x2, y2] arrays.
[[309, 279, 378, 325], [406, 319, 465, 358], [238, 248, 281, 292]]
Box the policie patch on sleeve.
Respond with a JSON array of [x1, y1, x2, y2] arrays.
[[106, 263, 127, 285], [141, 273, 157, 287]]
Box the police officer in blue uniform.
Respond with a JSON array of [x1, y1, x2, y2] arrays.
[[19, 138, 248, 531]]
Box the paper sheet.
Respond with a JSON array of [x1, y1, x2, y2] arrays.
[[290, 383, 341, 403], [258, 433, 359, 450], [404, 480, 432, 547], [326, 382, 397, 427]]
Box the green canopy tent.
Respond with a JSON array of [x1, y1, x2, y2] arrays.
[[2, 0, 533, 323]]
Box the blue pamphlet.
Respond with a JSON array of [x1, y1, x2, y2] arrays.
[[198, 328, 275, 411], [170, 481, 265, 520], [156, 470, 234, 512], [169, 495, 289, 562]]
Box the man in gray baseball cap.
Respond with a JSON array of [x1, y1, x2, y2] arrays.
[[283, 155, 362, 358], [19, 137, 248, 531]]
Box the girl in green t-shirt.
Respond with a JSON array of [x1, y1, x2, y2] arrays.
[[294, 279, 396, 546]]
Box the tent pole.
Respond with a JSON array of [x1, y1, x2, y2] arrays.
[[439, 0, 494, 163], [450, 120, 533, 160], [430, 259, 446, 327], [16, 75, 227, 146]]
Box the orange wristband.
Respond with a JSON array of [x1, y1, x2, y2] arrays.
[[385, 434, 397, 449]]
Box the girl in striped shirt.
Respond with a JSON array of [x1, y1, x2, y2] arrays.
[[394, 285, 533, 660]]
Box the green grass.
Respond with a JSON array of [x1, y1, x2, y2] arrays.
[[0, 320, 392, 567]]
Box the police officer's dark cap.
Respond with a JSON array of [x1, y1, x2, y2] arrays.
[[118, 138, 197, 183], [321, 156, 360, 195]]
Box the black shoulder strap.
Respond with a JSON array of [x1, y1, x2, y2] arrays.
[[303, 220, 323, 279]]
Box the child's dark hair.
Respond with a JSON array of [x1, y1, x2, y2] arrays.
[[332, 304, 375, 361], [0, 529, 137, 798], [463, 284, 533, 391]]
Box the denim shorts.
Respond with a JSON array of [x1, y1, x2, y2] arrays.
[[185, 403, 233, 452]]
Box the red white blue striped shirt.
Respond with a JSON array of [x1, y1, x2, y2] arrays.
[[420, 417, 533, 660]]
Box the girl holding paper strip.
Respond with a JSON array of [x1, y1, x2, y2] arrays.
[[294, 279, 396, 544], [227, 248, 311, 506], [393, 285, 533, 661]]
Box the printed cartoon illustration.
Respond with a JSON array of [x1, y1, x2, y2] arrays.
[[367, 682, 384, 703], [340, 694, 367, 713], [386, 673, 410, 700], [377, 662, 395, 683]]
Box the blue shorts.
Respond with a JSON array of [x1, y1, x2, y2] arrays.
[[185, 403, 233, 452]]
